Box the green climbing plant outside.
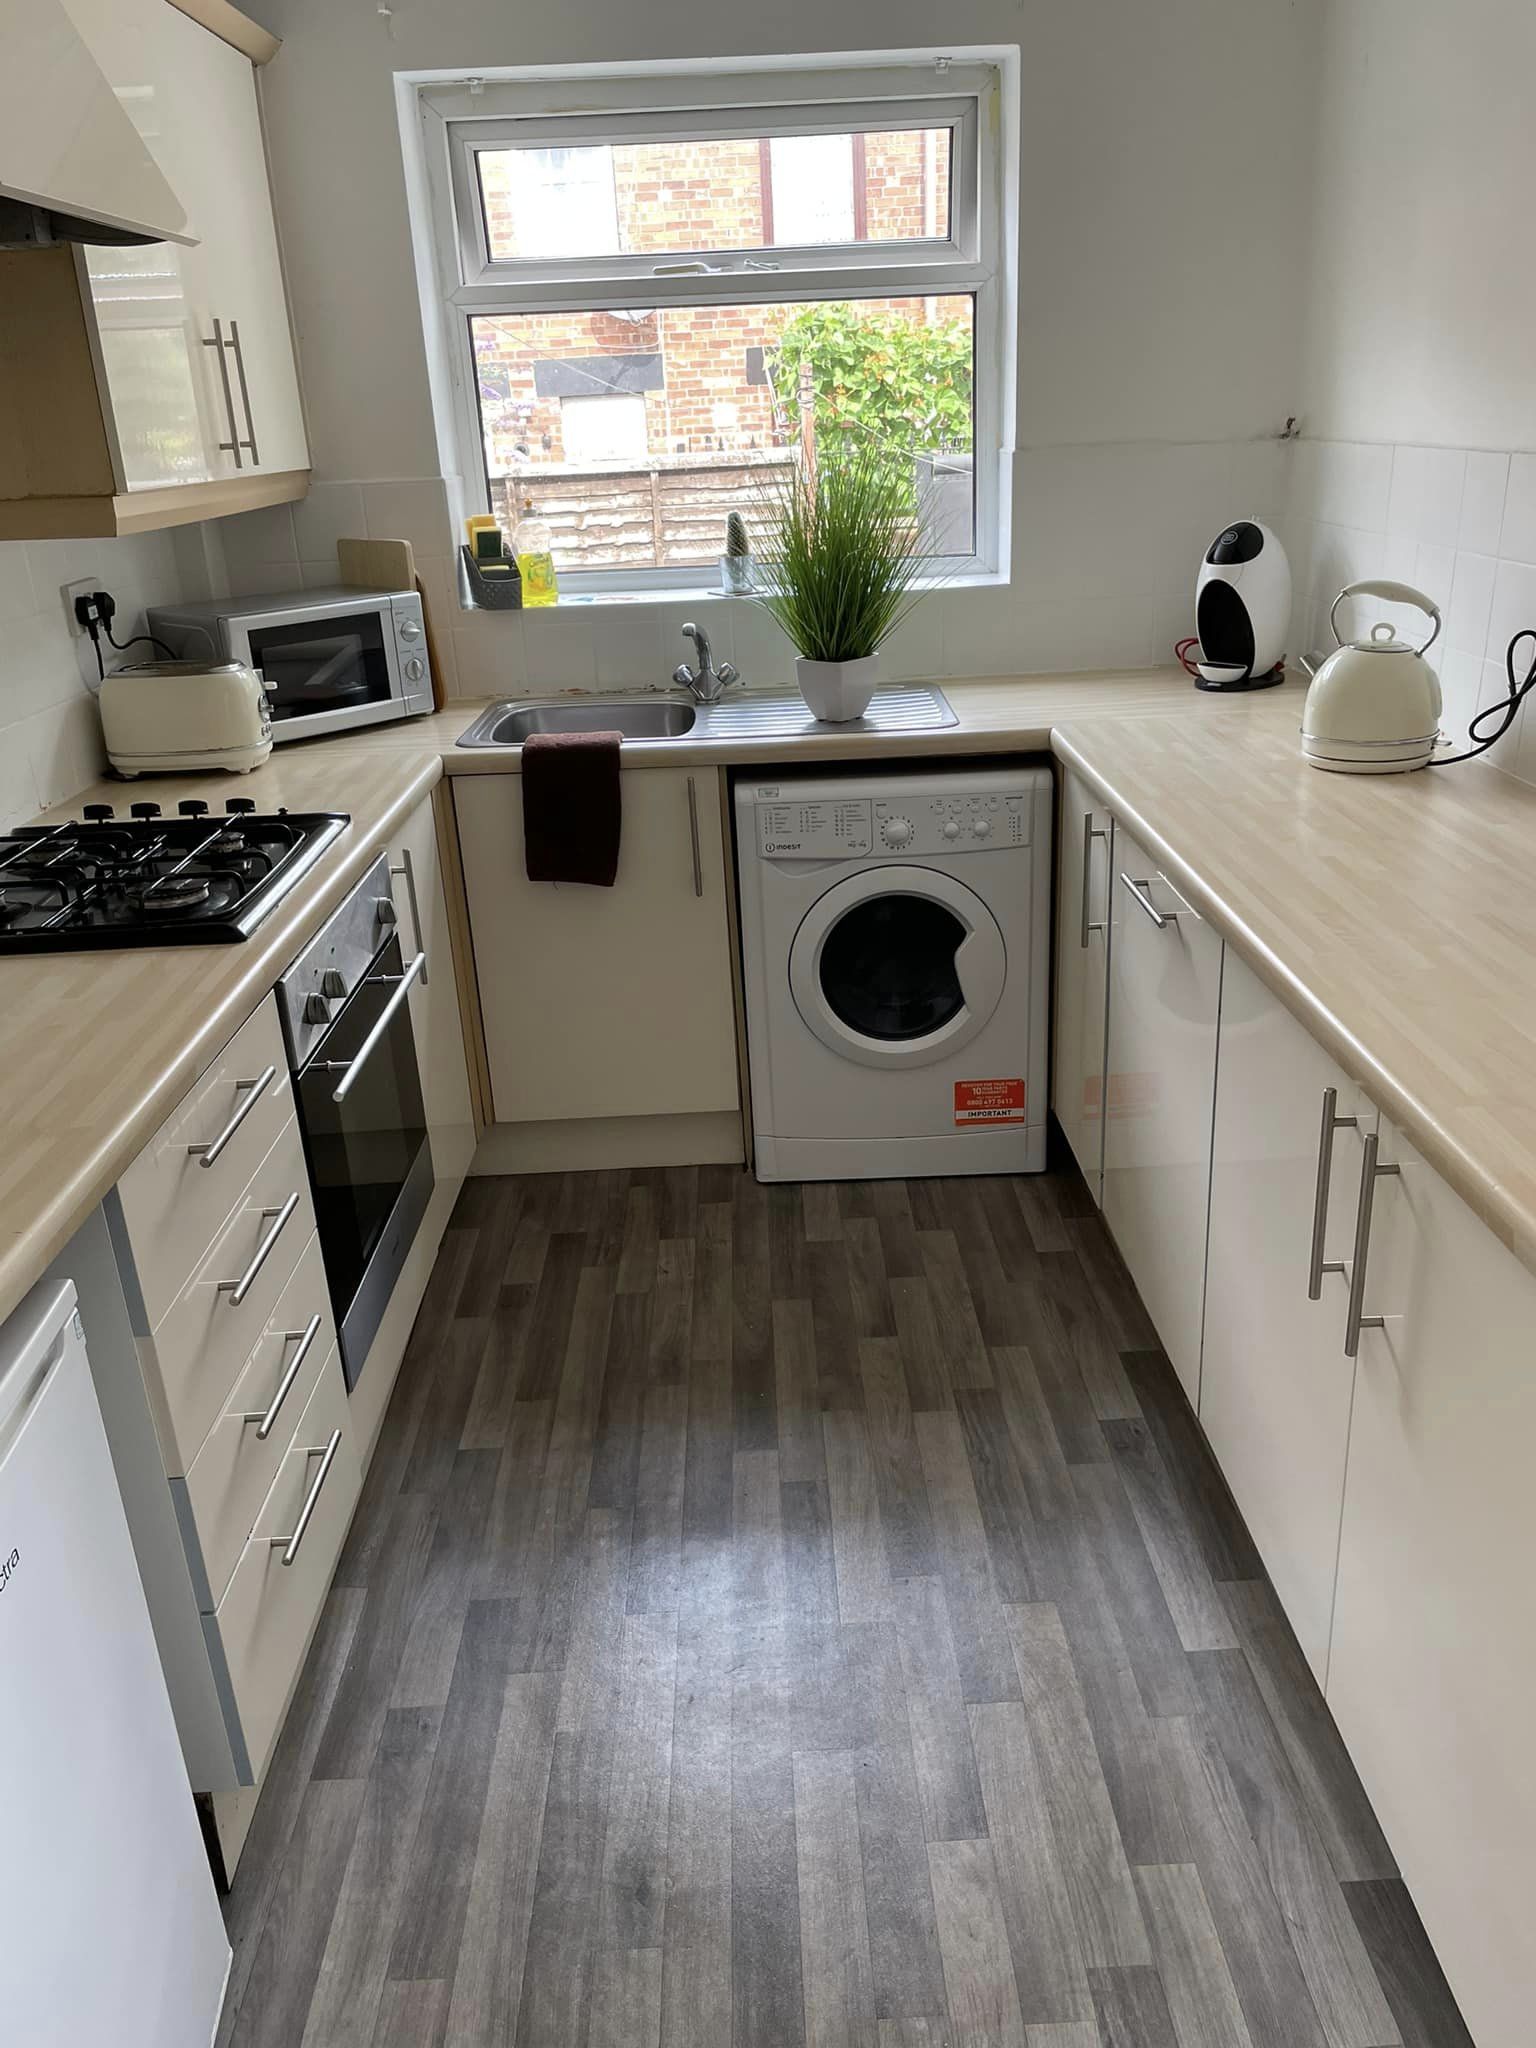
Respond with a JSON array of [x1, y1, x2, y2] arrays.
[[767, 301, 974, 464]]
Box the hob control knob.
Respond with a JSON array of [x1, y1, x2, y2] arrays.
[[226, 797, 256, 815], [321, 969, 348, 999], [178, 799, 209, 818], [82, 804, 114, 822], [941, 819, 962, 841], [971, 815, 992, 839], [882, 816, 914, 848], [303, 993, 331, 1025], [130, 801, 161, 820]]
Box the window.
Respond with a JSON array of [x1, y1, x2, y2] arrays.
[[414, 58, 1011, 592]]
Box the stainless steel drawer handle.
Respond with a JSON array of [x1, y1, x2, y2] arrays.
[[270, 1427, 343, 1567], [1120, 872, 1177, 929], [686, 775, 703, 898], [188, 1064, 278, 1169], [227, 317, 259, 465], [389, 853, 429, 984], [1344, 1132, 1400, 1358], [318, 951, 426, 1103], [202, 316, 243, 469], [218, 1191, 300, 1306], [243, 1313, 324, 1441], [1308, 1085, 1359, 1299], [1080, 812, 1108, 948]]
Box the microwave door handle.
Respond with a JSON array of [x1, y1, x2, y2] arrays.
[[318, 951, 426, 1103]]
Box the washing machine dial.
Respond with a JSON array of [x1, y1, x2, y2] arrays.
[[941, 818, 962, 841], [881, 815, 914, 848], [970, 814, 993, 839]]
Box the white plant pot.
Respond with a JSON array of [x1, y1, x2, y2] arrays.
[[795, 654, 879, 723]]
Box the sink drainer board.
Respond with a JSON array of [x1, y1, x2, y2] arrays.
[[455, 685, 957, 747]]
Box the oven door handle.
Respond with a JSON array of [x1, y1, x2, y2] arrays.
[[318, 951, 426, 1103]]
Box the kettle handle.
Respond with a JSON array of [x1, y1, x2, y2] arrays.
[[1329, 580, 1442, 658]]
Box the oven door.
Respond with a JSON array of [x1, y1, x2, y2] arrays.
[[236, 602, 408, 742], [295, 931, 433, 1388]]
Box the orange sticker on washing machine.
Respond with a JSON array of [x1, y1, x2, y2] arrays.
[[954, 1078, 1026, 1126]]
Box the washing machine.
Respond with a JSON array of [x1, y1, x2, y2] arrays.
[[735, 764, 1052, 1181]]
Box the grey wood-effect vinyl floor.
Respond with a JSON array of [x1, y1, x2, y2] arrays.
[[214, 1163, 1473, 2048]]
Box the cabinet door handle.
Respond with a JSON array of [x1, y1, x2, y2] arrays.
[[1080, 812, 1109, 948], [227, 318, 259, 465], [1120, 872, 1176, 928], [1308, 1085, 1359, 1298], [187, 1064, 277, 1168], [243, 1313, 324, 1441], [218, 1191, 300, 1305], [270, 1428, 342, 1567], [390, 852, 429, 984], [686, 775, 703, 898], [202, 317, 243, 469], [1343, 1131, 1400, 1357]]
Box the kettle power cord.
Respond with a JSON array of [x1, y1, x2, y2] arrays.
[[1432, 628, 1536, 765]]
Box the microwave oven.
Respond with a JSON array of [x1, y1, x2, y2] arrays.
[[147, 586, 434, 743]]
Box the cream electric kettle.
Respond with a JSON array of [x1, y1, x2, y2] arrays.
[[1300, 581, 1443, 774]]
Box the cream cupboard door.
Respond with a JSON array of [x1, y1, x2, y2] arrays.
[[1326, 1118, 1536, 2048], [455, 768, 740, 1124], [1101, 823, 1222, 1404], [1200, 949, 1376, 1679], [388, 793, 474, 1182], [75, 0, 308, 487], [1052, 768, 1113, 1203]]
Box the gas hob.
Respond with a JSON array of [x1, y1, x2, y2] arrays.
[[0, 799, 350, 952]]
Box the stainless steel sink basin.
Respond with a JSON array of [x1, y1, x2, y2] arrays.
[[457, 697, 696, 745]]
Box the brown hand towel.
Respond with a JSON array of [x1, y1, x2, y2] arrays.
[[521, 729, 623, 885]]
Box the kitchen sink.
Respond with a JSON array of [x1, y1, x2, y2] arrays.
[[457, 698, 697, 745]]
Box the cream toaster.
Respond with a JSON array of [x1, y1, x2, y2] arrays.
[[98, 660, 273, 777]]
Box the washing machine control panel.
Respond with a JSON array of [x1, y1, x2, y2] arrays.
[[754, 787, 1032, 858]]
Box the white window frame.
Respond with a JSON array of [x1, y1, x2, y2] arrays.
[[408, 55, 1013, 595]]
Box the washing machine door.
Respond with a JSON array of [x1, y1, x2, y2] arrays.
[[788, 865, 1007, 1070]]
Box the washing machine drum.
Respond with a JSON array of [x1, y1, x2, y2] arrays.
[[788, 866, 1008, 1070]]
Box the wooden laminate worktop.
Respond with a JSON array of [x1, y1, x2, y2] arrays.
[[4, 664, 1536, 1328]]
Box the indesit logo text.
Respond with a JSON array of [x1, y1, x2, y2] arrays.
[[0, 1547, 19, 1596]]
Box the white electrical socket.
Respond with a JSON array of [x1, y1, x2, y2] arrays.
[[62, 577, 100, 636]]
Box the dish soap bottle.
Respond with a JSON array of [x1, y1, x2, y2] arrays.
[[513, 499, 558, 607]]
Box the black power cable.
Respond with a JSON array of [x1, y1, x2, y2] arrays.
[[1433, 629, 1536, 765]]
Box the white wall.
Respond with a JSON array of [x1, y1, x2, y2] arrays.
[[225, 0, 1320, 690], [0, 528, 216, 830], [1289, 0, 1536, 788]]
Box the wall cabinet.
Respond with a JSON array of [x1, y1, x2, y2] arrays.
[[455, 767, 740, 1136], [388, 789, 475, 1185], [1325, 1119, 1536, 2048], [1052, 767, 1113, 1203], [0, 0, 307, 537], [1199, 949, 1375, 1680], [1101, 820, 1223, 1405]]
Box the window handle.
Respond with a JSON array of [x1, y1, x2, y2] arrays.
[[651, 260, 734, 276]]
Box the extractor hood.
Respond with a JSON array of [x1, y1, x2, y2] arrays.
[[0, 0, 194, 247]]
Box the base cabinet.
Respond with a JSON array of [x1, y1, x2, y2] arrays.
[[454, 767, 739, 1127], [1200, 949, 1376, 1680], [1101, 822, 1222, 1404], [1326, 1118, 1536, 2048], [1052, 767, 1113, 1201]]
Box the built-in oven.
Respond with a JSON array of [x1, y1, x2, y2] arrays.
[[147, 587, 434, 743], [277, 855, 434, 1389]]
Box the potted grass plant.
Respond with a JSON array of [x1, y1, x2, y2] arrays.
[[752, 441, 937, 722]]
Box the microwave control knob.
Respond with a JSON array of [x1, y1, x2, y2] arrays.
[[403, 657, 426, 682], [303, 992, 331, 1025], [376, 897, 398, 929], [398, 619, 422, 640], [321, 969, 348, 999]]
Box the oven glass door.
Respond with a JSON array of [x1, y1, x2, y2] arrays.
[[296, 931, 429, 1342], [248, 612, 394, 725]]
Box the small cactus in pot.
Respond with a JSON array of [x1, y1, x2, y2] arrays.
[[720, 510, 754, 595]]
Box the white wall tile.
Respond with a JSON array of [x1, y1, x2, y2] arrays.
[[520, 605, 598, 691], [1412, 541, 1454, 613], [0, 546, 34, 625], [290, 480, 366, 567], [1486, 556, 1536, 664], [362, 478, 453, 561], [1445, 550, 1496, 657], [1386, 445, 1465, 548], [1436, 648, 1483, 750], [1498, 452, 1536, 566], [1479, 654, 1526, 773], [1314, 441, 1392, 532], [214, 501, 298, 566], [452, 616, 528, 696], [1457, 452, 1510, 556]]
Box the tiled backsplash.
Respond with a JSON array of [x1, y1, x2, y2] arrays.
[[1287, 439, 1536, 782], [0, 528, 213, 831], [216, 439, 1291, 702]]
